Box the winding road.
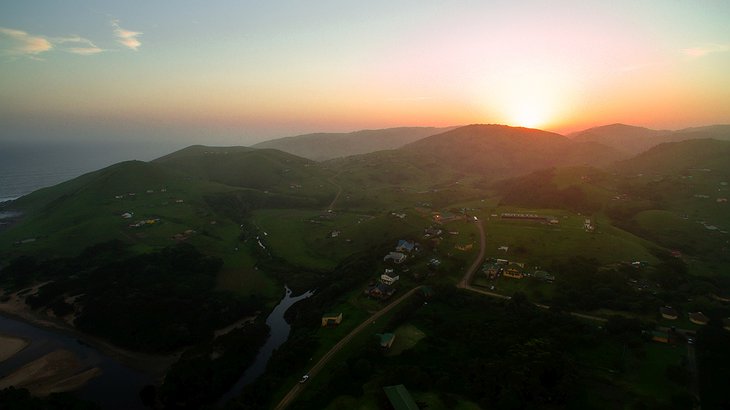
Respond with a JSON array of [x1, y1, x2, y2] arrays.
[[274, 216, 611, 409], [273, 286, 422, 410]]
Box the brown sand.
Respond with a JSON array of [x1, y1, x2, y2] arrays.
[[0, 334, 29, 362], [0, 349, 101, 395]]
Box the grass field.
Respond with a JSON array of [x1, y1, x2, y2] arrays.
[[467, 206, 660, 267], [386, 324, 426, 356]]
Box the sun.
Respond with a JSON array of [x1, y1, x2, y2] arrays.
[[509, 98, 550, 129]]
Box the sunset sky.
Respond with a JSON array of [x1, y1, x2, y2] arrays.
[[1, 0, 729, 145]]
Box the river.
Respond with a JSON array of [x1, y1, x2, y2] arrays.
[[218, 286, 314, 405], [0, 314, 152, 409]]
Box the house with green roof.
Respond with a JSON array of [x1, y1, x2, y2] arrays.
[[383, 384, 419, 410], [377, 333, 396, 349]]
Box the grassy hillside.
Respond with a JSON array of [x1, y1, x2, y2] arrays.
[[252, 126, 457, 161], [613, 138, 730, 175], [154, 146, 334, 195]]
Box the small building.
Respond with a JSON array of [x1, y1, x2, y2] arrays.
[[484, 263, 502, 279], [381, 272, 400, 285], [384, 252, 407, 264], [383, 384, 420, 410], [377, 333, 396, 349], [660, 306, 678, 320], [503, 270, 524, 279], [455, 243, 473, 251], [503, 262, 524, 279], [121, 212, 133, 219], [396, 240, 415, 253], [689, 312, 709, 325], [321, 312, 343, 327]]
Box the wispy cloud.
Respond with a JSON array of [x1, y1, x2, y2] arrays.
[[1, 28, 106, 58], [112, 20, 142, 51], [54, 35, 104, 55], [683, 43, 730, 58], [0, 27, 52, 57]]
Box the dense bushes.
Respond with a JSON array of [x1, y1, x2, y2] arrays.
[[1, 241, 263, 353]]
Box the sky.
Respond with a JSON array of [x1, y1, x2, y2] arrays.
[[1, 0, 729, 146]]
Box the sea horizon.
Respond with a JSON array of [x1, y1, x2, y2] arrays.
[[0, 140, 181, 203]]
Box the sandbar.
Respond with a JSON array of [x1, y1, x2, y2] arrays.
[[0, 334, 29, 362]]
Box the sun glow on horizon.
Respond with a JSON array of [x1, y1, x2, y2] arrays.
[[509, 99, 551, 128]]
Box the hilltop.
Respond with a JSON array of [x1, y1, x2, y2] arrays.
[[252, 126, 456, 161], [402, 124, 624, 173]]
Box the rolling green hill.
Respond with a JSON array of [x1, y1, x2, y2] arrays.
[[154, 146, 333, 192], [613, 138, 730, 175]]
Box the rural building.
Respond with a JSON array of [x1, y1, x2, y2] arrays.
[[455, 243, 473, 251], [321, 313, 343, 327], [396, 240, 415, 253], [503, 270, 524, 279], [384, 252, 407, 264], [383, 384, 419, 410], [501, 213, 553, 222], [381, 272, 400, 285], [503, 262, 525, 279], [689, 312, 709, 325], [377, 333, 396, 349], [584, 218, 594, 232], [484, 263, 502, 279], [723, 318, 730, 331], [660, 306, 678, 320]]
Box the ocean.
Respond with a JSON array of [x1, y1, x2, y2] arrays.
[[0, 141, 180, 203]]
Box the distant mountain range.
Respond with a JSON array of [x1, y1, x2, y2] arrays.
[[251, 123, 730, 162], [569, 123, 730, 155], [252, 126, 457, 161]]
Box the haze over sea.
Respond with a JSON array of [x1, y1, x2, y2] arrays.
[[0, 141, 178, 203]]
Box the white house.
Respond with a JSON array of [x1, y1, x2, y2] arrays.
[[381, 273, 400, 285]]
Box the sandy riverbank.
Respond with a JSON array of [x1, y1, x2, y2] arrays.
[[0, 286, 178, 381], [0, 334, 29, 362], [0, 349, 101, 396]]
